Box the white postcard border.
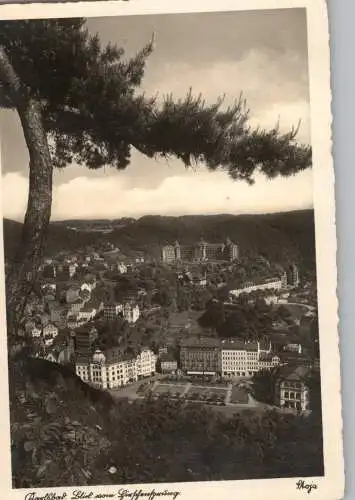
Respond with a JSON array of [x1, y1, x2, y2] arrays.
[[0, 0, 343, 499]]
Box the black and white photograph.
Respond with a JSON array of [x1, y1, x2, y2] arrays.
[[0, 0, 343, 499]]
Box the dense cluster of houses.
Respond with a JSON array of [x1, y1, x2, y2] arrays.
[[18, 248, 144, 362], [18, 246, 317, 413]]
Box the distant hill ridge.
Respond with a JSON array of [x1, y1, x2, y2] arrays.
[[3, 209, 316, 274]]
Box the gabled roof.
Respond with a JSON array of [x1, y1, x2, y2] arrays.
[[221, 339, 258, 351], [181, 337, 221, 348]]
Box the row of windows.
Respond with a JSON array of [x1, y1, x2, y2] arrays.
[[90, 373, 128, 381], [223, 371, 255, 377], [182, 361, 219, 366], [283, 401, 303, 410], [223, 355, 249, 359], [222, 362, 273, 370], [283, 391, 302, 400], [223, 351, 258, 356]]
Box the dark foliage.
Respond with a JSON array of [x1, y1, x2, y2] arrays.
[[252, 368, 281, 405], [199, 299, 277, 339], [10, 357, 323, 488], [4, 209, 316, 275], [0, 19, 310, 180]]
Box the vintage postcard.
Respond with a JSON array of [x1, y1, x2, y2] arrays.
[[0, 0, 344, 499]]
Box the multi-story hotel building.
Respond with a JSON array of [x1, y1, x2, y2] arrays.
[[104, 303, 123, 321], [75, 346, 156, 389], [180, 337, 222, 375], [123, 302, 140, 324], [136, 348, 157, 377], [275, 365, 311, 412], [228, 264, 300, 300], [286, 263, 300, 288], [162, 238, 239, 264], [221, 339, 280, 379], [103, 302, 140, 324], [160, 353, 178, 374], [74, 326, 98, 359]]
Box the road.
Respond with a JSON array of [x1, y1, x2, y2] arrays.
[[286, 302, 316, 312]]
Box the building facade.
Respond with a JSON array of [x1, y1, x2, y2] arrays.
[[77, 307, 97, 323], [123, 303, 140, 324], [74, 326, 98, 359], [43, 323, 58, 339], [104, 303, 123, 321], [221, 339, 280, 378], [162, 238, 239, 264], [30, 326, 42, 338], [229, 275, 287, 299], [136, 348, 157, 377], [70, 299, 85, 313], [75, 347, 156, 389], [286, 263, 300, 288], [180, 337, 221, 375], [160, 354, 178, 374], [275, 365, 311, 412], [117, 261, 128, 274]]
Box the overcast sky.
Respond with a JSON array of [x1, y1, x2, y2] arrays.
[[0, 8, 312, 221]]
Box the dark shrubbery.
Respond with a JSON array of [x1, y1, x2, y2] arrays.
[[10, 357, 324, 488]]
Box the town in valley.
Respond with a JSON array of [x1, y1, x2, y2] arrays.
[[9, 214, 320, 416]]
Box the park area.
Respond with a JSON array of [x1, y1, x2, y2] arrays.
[[119, 378, 254, 411], [148, 381, 229, 405], [230, 386, 249, 404], [185, 386, 227, 404], [152, 383, 187, 397]]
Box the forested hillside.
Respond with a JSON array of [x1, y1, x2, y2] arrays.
[[3, 209, 316, 274]]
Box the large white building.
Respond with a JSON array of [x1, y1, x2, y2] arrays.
[[123, 303, 140, 324], [221, 339, 280, 379], [276, 365, 311, 412], [229, 275, 287, 299], [117, 261, 128, 274], [77, 307, 97, 322], [75, 347, 156, 390], [135, 348, 157, 377], [30, 326, 42, 338], [103, 302, 140, 324]]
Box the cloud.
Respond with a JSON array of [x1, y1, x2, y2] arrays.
[[142, 48, 310, 142], [2, 168, 313, 221], [1, 27, 311, 222], [2, 173, 29, 220]]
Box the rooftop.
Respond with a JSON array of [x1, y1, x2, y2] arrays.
[[104, 347, 136, 364], [160, 353, 176, 363], [221, 339, 259, 351], [180, 337, 221, 348], [259, 353, 278, 362], [80, 307, 95, 313]]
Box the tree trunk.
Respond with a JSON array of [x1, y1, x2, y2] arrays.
[[0, 48, 53, 340]]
